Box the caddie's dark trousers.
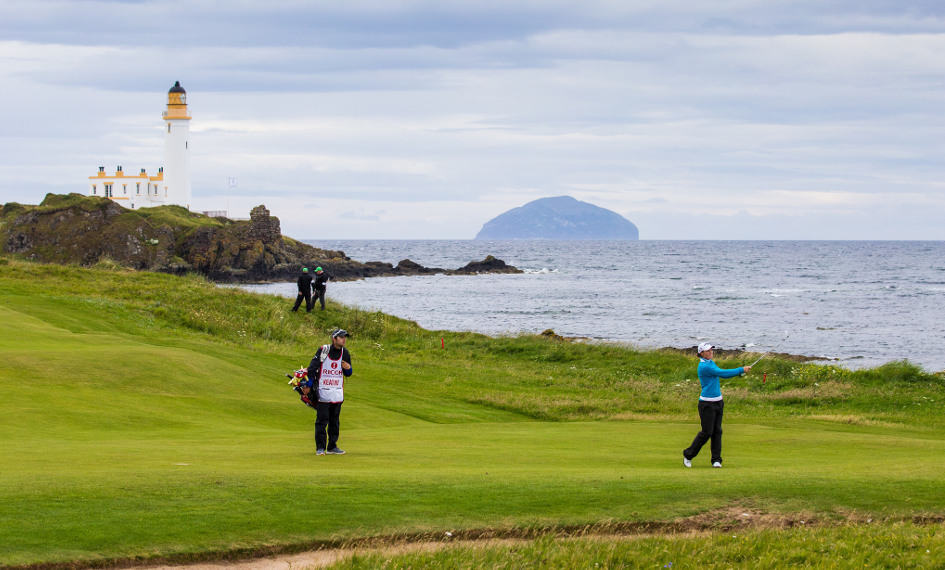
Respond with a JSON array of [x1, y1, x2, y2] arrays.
[[684, 400, 724, 464], [292, 291, 312, 312], [315, 402, 343, 450], [314, 287, 326, 310]]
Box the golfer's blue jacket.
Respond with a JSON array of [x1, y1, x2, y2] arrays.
[[697, 358, 745, 401]]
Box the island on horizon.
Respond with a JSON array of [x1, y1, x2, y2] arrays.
[[475, 195, 639, 240]]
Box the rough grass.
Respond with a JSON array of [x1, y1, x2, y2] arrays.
[[332, 522, 945, 569], [133, 203, 228, 230], [1, 257, 945, 567]]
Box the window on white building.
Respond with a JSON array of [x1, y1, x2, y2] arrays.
[[92, 185, 97, 195], [123, 184, 127, 195], [136, 183, 141, 195], [104, 184, 113, 198]]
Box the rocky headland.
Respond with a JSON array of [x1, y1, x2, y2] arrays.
[[0, 194, 521, 282]]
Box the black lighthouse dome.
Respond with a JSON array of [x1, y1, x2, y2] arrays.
[[169, 81, 186, 94]]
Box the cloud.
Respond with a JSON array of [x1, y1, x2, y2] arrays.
[[1, 2, 944, 238]]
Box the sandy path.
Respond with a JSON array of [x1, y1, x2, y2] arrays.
[[125, 539, 526, 570]]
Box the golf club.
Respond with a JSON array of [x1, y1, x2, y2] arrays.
[[748, 330, 791, 367]]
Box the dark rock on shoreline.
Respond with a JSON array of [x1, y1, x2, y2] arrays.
[[448, 255, 520, 275], [0, 194, 523, 283], [395, 258, 441, 274], [663, 346, 832, 363], [531, 330, 831, 361]]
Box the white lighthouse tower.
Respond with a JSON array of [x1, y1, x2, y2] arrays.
[[162, 81, 192, 210]]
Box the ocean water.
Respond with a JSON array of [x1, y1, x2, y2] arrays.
[[245, 240, 945, 372]]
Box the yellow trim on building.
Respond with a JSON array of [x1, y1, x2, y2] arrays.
[[89, 173, 148, 179]]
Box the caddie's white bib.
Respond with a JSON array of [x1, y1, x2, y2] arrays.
[[317, 350, 345, 403]]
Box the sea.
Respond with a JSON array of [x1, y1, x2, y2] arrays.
[[241, 240, 945, 372]]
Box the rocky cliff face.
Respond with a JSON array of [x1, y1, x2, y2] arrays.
[[1, 194, 521, 282], [2, 195, 175, 269]]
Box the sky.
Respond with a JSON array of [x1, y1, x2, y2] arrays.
[[1, 0, 943, 239]]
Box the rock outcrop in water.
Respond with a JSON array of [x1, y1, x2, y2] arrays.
[[476, 195, 639, 240], [0, 194, 522, 282]]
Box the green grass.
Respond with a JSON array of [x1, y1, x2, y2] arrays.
[[1, 258, 944, 567]]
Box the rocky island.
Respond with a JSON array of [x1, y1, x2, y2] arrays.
[[476, 195, 639, 240], [1, 194, 521, 282]]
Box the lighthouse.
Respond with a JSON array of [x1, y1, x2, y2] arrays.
[[87, 81, 193, 210], [162, 81, 192, 210]]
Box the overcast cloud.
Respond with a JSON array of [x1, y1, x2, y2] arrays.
[[1, 0, 943, 239]]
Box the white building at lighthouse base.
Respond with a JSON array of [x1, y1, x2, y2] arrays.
[[88, 166, 169, 210]]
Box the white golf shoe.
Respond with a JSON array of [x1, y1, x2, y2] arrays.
[[683, 456, 692, 468], [712, 462, 722, 468]]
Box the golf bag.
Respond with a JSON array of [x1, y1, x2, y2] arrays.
[[286, 367, 317, 410], [286, 346, 331, 410]]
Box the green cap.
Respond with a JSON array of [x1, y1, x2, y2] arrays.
[[315, 266, 323, 272], [302, 267, 308, 272]]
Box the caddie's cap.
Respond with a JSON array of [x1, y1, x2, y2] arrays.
[[315, 266, 323, 272], [331, 329, 348, 338], [697, 342, 715, 354], [302, 267, 308, 272]]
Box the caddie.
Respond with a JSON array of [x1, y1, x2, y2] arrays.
[[306, 329, 353, 455]]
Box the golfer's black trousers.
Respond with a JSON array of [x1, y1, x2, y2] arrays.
[[292, 291, 313, 312], [684, 399, 724, 464], [314, 287, 326, 310], [315, 402, 343, 450]]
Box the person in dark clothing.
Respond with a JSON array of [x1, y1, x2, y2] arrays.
[[292, 267, 314, 312], [312, 266, 331, 310], [683, 342, 751, 468], [307, 329, 353, 455]]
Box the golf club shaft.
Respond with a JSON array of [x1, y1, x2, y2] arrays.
[[749, 331, 791, 368], [749, 353, 768, 367]]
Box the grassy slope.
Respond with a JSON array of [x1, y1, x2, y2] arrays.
[[1, 259, 944, 566]]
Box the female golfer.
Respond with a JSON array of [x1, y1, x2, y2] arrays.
[[683, 342, 751, 468]]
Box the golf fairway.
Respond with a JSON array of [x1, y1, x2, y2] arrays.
[[1, 261, 944, 566]]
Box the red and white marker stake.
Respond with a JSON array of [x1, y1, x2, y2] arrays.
[[762, 372, 767, 384]]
